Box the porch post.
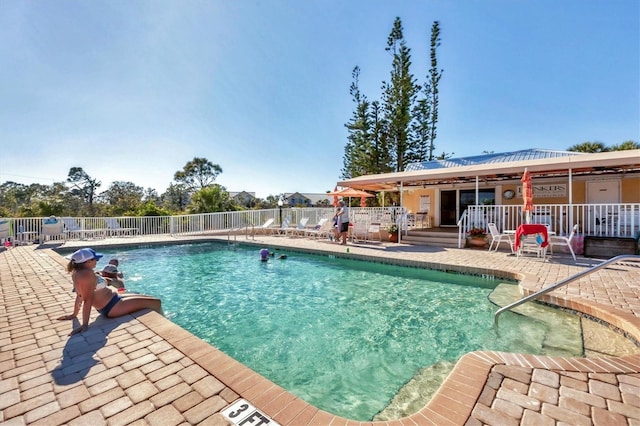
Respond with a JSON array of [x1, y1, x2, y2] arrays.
[[475, 176, 479, 205], [399, 181, 403, 242], [569, 168, 573, 233]]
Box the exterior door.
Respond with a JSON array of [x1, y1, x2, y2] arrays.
[[587, 180, 620, 204], [440, 190, 458, 226], [586, 180, 621, 233]]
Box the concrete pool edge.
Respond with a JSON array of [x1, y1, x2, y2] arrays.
[[6, 238, 638, 425]]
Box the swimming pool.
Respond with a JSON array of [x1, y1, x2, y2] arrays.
[[94, 242, 582, 421]]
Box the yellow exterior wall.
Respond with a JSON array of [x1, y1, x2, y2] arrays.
[[400, 175, 639, 227]]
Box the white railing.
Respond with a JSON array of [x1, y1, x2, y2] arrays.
[[2, 204, 637, 246], [1, 207, 409, 245], [459, 203, 640, 248]]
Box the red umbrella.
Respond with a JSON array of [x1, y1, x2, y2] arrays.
[[360, 196, 367, 207], [332, 187, 339, 207], [521, 168, 533, 223]]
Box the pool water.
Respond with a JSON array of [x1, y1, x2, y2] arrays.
[[98, 242, 582, 421]]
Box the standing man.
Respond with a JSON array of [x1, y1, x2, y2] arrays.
[[336, 200, 350, 245]]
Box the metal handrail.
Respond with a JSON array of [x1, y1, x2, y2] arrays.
[[494, 254, 640, 326]]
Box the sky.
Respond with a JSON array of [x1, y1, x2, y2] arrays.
[[1, 0, 638, 199]]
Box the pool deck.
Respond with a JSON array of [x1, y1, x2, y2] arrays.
[[1, 234, 639, 425]]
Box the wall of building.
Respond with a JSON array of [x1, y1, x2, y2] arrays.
[[399, 174, 639, 227]]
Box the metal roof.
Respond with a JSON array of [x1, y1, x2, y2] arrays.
[[404, 148, 583, 171], [338, 149, 640, 192]]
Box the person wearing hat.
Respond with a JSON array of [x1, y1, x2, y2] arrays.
[[99, 264, 125, 290], [57, 248, 162, 335]]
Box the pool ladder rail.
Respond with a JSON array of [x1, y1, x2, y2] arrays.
[[494, 254, 640, 326]]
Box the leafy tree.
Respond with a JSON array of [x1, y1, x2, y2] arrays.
[[143, 188, 160, 203], [67, 167, 101, 215], [100, 181, 145, 216], [568, 140, 639, 153], [174, 157, 222, 191], [610, 140, 640, 150], [161, 183, 190, 212], [134, 200, 171, 217], [187, 185, 236, 213], [567, 141, 609, 153]]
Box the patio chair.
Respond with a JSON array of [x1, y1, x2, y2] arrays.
[[272, 216, 292, 235], [252, 218, 275, 235], [487, 222, 513, 252], [350, 221, 368, 243], [62, 217, 106, 240], [305, 218, 334, 239], [547, 224, 578, 262], [41, 216, 66, 243], [286, 217, 310, 237], [0, 219, 11, 246], [105, 218, 139, 236], [367, 222, 382, 242]]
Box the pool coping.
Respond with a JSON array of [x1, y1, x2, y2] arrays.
[[2, 236, 639, 425]]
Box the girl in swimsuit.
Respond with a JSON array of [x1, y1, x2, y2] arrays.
[[57, 248, 162, 336]]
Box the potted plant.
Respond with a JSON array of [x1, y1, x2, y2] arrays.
[[386, 223, 399, 242], [466, 226, 487, 248]]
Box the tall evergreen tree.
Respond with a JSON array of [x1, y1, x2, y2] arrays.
[[342, 66, 372, 179], [427, 21, 443, 160], [369, 100, 393, 173], [381, 17, 419, 172]]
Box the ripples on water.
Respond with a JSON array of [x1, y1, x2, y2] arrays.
[[100, 243, 579, 421]]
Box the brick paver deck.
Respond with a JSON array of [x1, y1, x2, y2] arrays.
[[1, 235, 639, 425]]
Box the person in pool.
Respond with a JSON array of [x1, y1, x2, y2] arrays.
[[260, 248, 287, 261], [99, 264, 125, 290], [57, 248, 162, 335], [260, 248, 270, 261]]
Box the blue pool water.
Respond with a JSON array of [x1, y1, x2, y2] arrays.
[[93, 242, 577, 420]]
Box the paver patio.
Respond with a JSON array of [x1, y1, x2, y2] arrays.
[[1, 234, 639, 425]]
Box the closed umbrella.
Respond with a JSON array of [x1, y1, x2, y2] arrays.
[[332, 186, 339, 207], [360, 196, 367, 207], [328, 187, 374, 206], [521, 168, 533, 223]]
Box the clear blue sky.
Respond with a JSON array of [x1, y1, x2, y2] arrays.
[[1, 0, 638, 199]]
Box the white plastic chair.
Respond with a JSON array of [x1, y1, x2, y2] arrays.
[[367, 222, 382, 242], [548, 224, 578, 262], [106, 218, 139, 236], [286, 217, 309, 236], [272, 216, 291, 235], [0, 219, 11, 246], [350, 221, 368, 243], [487, 222, 513, 252], [41, 216, 66, 243]]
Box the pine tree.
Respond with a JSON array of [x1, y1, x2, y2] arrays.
[[427, 21, 443, 160], [342, 66, 373, 179], [382, 17, 419, 172]]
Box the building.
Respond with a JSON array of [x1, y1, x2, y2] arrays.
[[337, 149, 640, 237]]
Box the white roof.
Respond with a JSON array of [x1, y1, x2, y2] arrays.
[[338, 149, 640, 191]]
